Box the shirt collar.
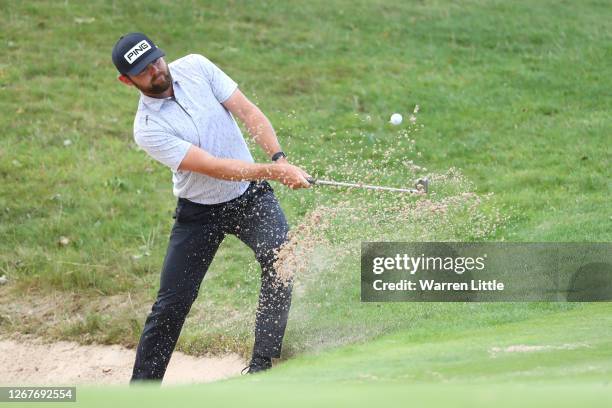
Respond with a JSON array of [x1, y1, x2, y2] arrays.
[[140, 93, 168, 112]]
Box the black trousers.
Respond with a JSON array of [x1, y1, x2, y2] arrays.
[[131, 181, 292, 381]]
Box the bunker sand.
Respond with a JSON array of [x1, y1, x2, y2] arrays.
[[0, 336, 245, 386]]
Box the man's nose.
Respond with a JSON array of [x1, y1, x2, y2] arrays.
[[148, 63, 161, 75]]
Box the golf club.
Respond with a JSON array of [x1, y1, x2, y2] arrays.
[[306, 177, 428, 194]]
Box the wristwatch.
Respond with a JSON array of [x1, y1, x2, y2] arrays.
[[271, 151, 287, 162]]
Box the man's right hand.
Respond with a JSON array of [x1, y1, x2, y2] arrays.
[[272, 163, 312, 189]]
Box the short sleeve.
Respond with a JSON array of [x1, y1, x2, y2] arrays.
[[134, 116, 192, 172], [194, 54, 238, 103]]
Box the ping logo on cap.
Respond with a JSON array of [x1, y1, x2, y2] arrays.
[[124, 40, 151, 64]]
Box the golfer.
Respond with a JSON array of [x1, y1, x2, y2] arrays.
[[112, 33, 310, 382]]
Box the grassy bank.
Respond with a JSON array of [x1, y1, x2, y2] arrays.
[[0, 0, 610, 369]]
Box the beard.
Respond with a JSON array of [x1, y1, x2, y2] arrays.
[[146, 71, 173, 94], [130, 66, 173, 96]]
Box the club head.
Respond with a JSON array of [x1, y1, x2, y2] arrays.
[[415, 177, 429, 194]]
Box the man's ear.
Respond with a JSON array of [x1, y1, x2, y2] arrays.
[[118, 74, 133, 86]]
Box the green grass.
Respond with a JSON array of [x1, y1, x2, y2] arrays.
[[16, 384, 612, 408], [0, 0, 611, 402], [264, 303, 612, 384]]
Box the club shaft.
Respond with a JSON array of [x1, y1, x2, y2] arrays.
[[313, 179, 420, 194]]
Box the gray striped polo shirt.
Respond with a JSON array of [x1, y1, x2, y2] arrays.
[[133, 54, 253, 204]]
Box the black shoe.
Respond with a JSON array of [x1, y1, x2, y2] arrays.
[[241, 356, 272, 375]]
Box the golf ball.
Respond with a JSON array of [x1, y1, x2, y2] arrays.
[[390, 113, 403, 125]]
